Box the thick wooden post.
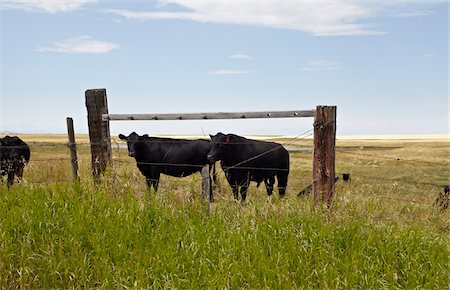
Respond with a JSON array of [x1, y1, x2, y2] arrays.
[[313, 106, 337, 208], [85, 89, 112, 182], [66, 117, 79, 181]]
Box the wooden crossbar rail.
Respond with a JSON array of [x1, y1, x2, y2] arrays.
[[102, 110, 316, 121]]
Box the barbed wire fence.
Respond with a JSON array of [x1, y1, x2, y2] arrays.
[[1, 118, 450, 208], [332, 146, 449, 206], [2, 138, 448, 178], [1, 132, 448, 208]]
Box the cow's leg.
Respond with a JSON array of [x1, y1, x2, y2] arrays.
[[205, 166, 214, 202], [240, 184, 249, 201], [209, 175, 213, 202], [277, 171, 289, 198], [145, 167, 160, 191], [240, 172, 250, 201], [226, 173, 239, 200], [264, 176, 275, 196], [146, 177, 160, 191], [240, 186, 248, 201], [146, 177, 153, 189], [211, 163, 217, 184], [16, 164, 25, 183], [6, 171, 14, 188], [151, 179, 159, 191], [151, 172, 160, 191], [231, 185, 239, 200]]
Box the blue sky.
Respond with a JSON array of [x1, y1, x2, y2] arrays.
[[0, 0, 448, 136]]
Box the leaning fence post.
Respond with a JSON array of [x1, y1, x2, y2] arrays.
[[66, 117, 79, 181], [313, 106, 337, 208], [85, 89, 112, 182]]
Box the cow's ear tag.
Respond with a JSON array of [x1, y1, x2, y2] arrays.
[[226, 136, 231, 144]]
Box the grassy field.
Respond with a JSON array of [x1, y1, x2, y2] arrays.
[[0, 134, 448, 288]]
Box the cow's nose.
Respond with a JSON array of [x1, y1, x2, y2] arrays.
[[129, 152, 135, 157], [207, 154, 213, 161]]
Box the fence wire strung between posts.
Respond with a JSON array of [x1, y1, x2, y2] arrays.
[[338, 150, 449, 166], [106, 134, 445, 205], [1, 142, 447, 209], [1, 132, 448, 196], [335, 150, 448, 188], [111, 128, 315, 176]]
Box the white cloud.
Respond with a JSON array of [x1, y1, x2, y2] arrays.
[[37, 36, 118, 54], [230, 53, 253, 60], [210, 70, 254, 75], [420, 53, 435, 58], [301, 60, 341, 71], [394, 10, 434, 17], [0, 0, 98, 13], [105, 0, 385, 36]]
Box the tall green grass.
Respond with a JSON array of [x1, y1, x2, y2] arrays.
[[0, 139, 448, 288], [0, 181, 448, 288]]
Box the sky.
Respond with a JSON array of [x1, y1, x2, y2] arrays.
[[0, 0, 448, 137]]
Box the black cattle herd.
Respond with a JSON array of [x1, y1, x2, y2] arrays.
[[119, 132, 289, 201], [1, 133, 289, 201]]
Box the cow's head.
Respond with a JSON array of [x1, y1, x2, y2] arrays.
[[207, 132, 232, 162], [119, 132, 148, 158]]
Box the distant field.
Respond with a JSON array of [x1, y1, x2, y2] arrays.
[[0, 134, 448, 288], [2, 133, 448, 142]]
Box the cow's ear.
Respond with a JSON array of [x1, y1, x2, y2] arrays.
[[226, 136, 232, 144], [143, 134, 149, 138], [118, 134, 127, 140]]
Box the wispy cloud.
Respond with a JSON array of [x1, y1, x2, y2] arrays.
[[0, 0, 98, 13], [37, 36, 118, 54], [420, 53, 435, 58], [210, 70, 255, 76], [105, 0, 384, 36], [301, 60, 341, 71], [394, 10, 434, 18], [230, 53, 253, 60]]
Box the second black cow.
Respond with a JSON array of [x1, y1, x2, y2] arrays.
[[119, 132, 214, 194], [207, 133, 289, 201]]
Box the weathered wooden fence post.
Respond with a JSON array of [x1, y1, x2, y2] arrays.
[[66, 117, 79, 181], [201, 164, 211, 213], [85, 89, 112, 182], [313, 106, 337, 208]]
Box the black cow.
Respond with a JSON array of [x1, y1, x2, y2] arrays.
[[207, 133, 289, 201], [119, 132, 215, 193], [0, 136, 30, 187]]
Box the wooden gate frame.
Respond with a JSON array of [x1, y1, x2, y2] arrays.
[[85, 88, 336, 207]]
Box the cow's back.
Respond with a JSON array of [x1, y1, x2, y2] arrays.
[[134, 137, 211, 177], [1, 136, 29, 160], [224, 138, 288, 171]]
